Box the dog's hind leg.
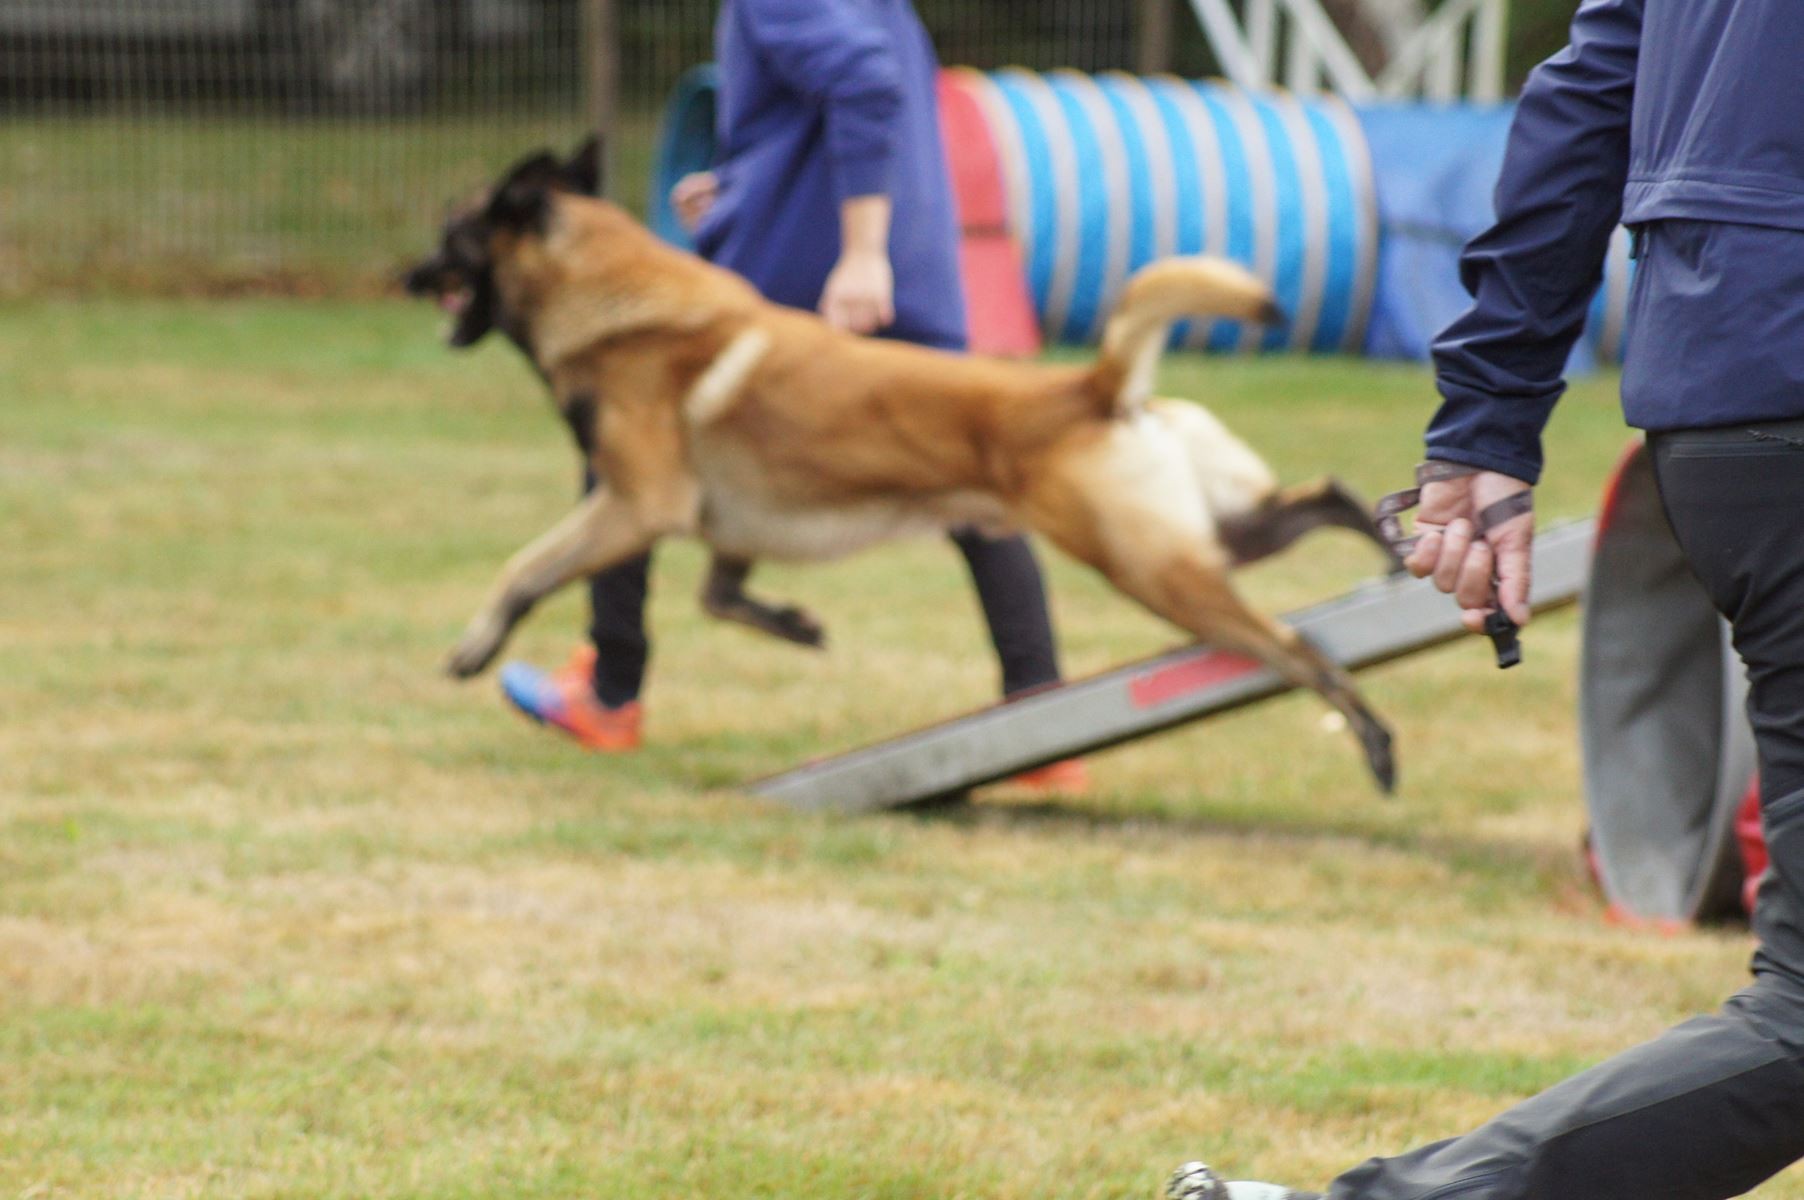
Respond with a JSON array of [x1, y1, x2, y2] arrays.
[[699, 554, 827, 649], [1022, 465, 1395, 791], [1136, 550, 1395, 792], [1220, 477, 1404, 572]]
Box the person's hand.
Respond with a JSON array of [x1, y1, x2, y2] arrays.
[[819, 248, 895, 335], [670, 171, 718, 232], [1404, 469, 1535, 634]]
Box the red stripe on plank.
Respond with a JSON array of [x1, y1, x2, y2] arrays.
[[1129, 651, 1263, 709]]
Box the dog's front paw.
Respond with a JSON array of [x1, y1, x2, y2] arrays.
[[445, 614, 508, 679]]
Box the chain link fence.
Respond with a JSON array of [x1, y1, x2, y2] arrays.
[[3, 0, 591, 291], [0, 1, 1223, 294], [2, 0, 1568, 295]]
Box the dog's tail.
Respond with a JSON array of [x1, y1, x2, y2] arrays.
[[1091, 257, 1284, 416]]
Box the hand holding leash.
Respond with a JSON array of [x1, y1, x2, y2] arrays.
[[1377, 462, 1535, 669]]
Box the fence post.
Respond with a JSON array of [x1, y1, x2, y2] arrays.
[[1277, 0, 1377, 98], [1247, 0, 1278, 85], [1186, 0, 1261, 89], [1471, 0, 1508, 102], [583, 0, 619, 180], [1138, 0, 1175, 75]]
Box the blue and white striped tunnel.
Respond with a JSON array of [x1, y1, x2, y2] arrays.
[[651, 67, 1632, 365], [956, 69, 1378, 355]]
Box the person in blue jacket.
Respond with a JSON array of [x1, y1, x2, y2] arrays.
[[500, 0, 1084, 789], [1168, 3, 1804, 1200]]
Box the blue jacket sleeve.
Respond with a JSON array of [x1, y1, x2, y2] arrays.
[[1425, 0, 1642, 484], [739, 0, 903, 203]]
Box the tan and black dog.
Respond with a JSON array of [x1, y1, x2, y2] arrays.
[[405, 138, 1403, 790]]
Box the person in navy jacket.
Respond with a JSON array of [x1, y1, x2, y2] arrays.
[[1172, 3, 1804, 1200], [503, 0, 1081, 789]]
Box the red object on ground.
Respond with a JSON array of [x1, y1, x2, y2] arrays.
[[937, 70, 1042, 358], [1738, 775, 1768, 917], [1007, 758, 1092, 795], [1601, 904, 1692, 936]]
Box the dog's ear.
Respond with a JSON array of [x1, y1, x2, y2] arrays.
[[563, 135, 605, 197], [486, 149, 563, 230]]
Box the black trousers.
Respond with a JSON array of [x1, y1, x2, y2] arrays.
[[1330, 421, 1804, 1200], [580, 473, 1063, 708]]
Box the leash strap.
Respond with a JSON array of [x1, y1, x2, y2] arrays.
[[1375, 462, 1534, 670]]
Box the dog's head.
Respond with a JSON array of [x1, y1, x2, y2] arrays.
[[403, 136, 603, 348]]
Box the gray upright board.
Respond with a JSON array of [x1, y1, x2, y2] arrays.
[[1581, 446, 1755, 923], [751, 519, 1596, 813]]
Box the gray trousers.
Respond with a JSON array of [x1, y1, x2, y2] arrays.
[[1333, 423, 1804, 1200]]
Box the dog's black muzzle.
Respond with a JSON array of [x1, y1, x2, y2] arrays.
[[402, 258, 449, 298]]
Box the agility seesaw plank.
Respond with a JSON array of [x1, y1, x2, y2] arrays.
[[749, 519, 1596, 814]]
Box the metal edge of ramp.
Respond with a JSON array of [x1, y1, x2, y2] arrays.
[[750, 518, 1596, 813]]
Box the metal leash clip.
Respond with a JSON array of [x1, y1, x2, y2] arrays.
[[1376, 461, 1534, 670]]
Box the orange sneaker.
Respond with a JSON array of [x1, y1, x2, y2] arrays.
[[1008, 758, 1090, 795], [499, 646, 643, 752]]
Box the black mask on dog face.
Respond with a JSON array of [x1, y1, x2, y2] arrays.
[[403, 137, 605, 349], [403, 209, 500, 347]]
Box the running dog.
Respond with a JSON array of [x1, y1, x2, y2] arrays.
[[404, 138, 1402, 790]]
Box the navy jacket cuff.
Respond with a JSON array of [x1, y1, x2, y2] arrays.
[[1425, 383, 1551, 485]]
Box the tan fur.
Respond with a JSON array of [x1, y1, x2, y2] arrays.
[[1097, 257, 1283, 414], [443, 195, 1397, 789], [1144, 397, 1280, 524]]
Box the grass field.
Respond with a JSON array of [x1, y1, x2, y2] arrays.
[[0, 114, 659, 293], [1, 300, 1791, 1199]]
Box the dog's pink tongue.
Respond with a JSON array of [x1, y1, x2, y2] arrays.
[[439, 291, 470, 315]]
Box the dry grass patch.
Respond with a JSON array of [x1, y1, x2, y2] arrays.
[[1, 299, 1796, 1198]]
